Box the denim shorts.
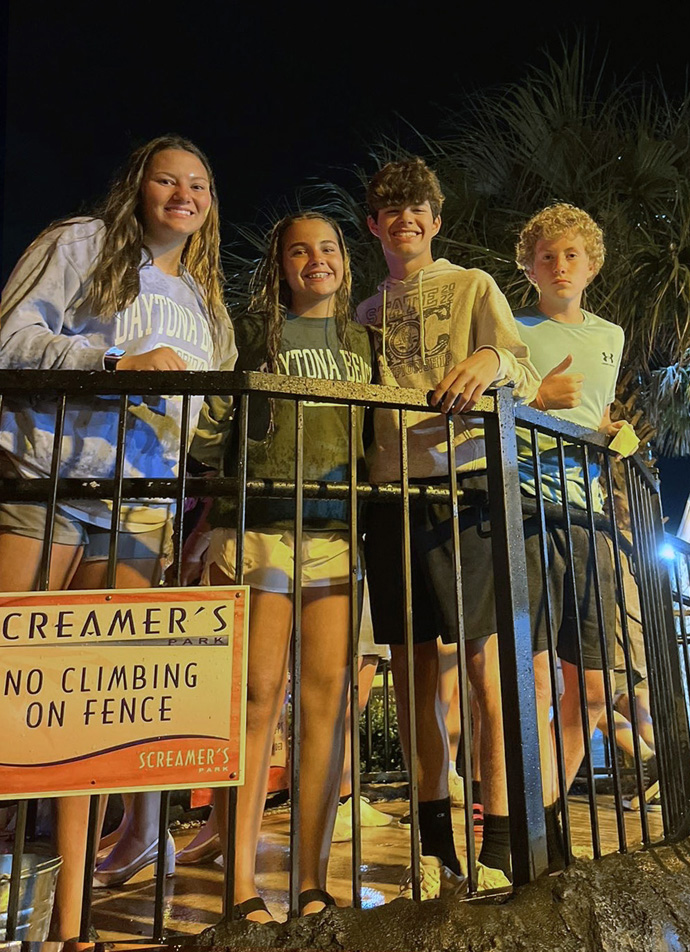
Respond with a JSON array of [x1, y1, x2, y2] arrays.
[[0, 501, 171, 562]]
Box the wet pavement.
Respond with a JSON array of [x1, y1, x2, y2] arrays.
[[90, 791, 663, 945]]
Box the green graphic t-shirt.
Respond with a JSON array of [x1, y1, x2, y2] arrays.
[[210, 312, 373, 530]]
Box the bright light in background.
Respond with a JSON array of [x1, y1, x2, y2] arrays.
[[659, 543, 677, 561]]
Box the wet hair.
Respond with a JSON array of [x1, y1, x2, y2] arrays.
[[4, 134, 229, 348], [249, 211, 353, 373], [516, 203, 605, 279], [366, 157, 445, 221]]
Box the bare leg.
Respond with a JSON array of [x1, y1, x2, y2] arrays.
[[532, 651, 558, 805], [471, 689, 481, 784], [598, 709, 655, 761], [465, 635, 507, 815], [559, 661, 610, 790], [212, 566, 292, 923], [615, 685, 655, 754], [0, 533, 84, 943], [340, 656, 379, 798], [175, 800, 219, 860], [298, 584, 350, 911], [437, 640, 461, 771], [98, 793, 134, 853], [72, 560, 163, 882], [390, 641, 447, 801]]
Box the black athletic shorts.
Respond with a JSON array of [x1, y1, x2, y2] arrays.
[[525, 519, 616, 671], [365, 476, 615, 669], [364, 475, 497, 646]]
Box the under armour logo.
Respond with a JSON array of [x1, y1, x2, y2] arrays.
[[602, 352, 614, 364]]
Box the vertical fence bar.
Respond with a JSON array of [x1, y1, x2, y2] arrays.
[[674, 555, 690, 719], [382, 661, 391, 771], [348, 405, 362, 908], [582, 445, 626, 852], [646, 479, 690, 833], [445, 414, 477, 891], [289, 400, 304, 918], [37, 394, 67, 591], [105, 393, 128, 589], [626, 465, 676, 833], [170, 393, 192, 586], [226, 393, 249, 920], [152, 791, 171, 941], [556, 439, 601, 858], [529, 427, 572, 864], [484, 388, 546, 884], [151, 392, 191, 942], [5, 801, 28, 941], [78, 795, 101, 943], [603, 456, 650, 845], [399, 408, 421, 900]]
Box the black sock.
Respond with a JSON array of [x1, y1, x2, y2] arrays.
[[472, 780, 483, 805], [418, 797, 461, 875], [339, 794, 351, 805], [545, 801, 565, 872], [478, 814, 512, 880]]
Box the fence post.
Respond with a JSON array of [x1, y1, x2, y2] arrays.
[[648, 485, 690, 836], [484, 387, 547, 884]]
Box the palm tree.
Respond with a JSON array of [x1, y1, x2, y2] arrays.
[[307, 39, 690, 456]]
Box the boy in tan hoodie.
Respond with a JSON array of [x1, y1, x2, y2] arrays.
[[356, 157, 540, 897]]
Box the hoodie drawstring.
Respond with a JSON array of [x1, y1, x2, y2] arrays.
[[381, 285, 387, 363], [418, 269, 426, 365]]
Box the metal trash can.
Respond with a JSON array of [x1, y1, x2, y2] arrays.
[[0, 854, 62, 941]]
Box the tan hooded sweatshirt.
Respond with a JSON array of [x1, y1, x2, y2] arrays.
[[356, 258, 540, 482]]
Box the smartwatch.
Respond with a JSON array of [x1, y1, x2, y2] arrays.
[[103, 346, 126, 371]]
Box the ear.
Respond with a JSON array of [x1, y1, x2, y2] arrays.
[[367, 214, 380, 238], [431, 215, 442, 237]]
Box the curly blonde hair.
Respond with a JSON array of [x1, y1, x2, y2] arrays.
[[516, 203, 605, 279], [249, 212, 353, 373], [367, 157, 445, 220]]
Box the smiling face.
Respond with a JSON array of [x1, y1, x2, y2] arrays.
[[367, 201, 441, 277], [140, 148, 213, 250], [280, 218, 345, 316], [528, 231, 595, 315]]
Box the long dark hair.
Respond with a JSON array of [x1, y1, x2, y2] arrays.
[[249, 212, 353, 372]]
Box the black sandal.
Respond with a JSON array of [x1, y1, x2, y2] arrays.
[[298, 888, 336, 915], [233, 896, 271, 921]]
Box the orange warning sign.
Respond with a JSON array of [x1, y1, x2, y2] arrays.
[[0, 586, 248, 797]]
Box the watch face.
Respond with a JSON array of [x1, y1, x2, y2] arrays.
[[104, 347, 126, 370]]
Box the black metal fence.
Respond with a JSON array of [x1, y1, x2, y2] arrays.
[[0, 369, 688, 945]]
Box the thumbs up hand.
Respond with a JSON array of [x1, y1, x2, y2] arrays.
[[533, 354, 585, 410]]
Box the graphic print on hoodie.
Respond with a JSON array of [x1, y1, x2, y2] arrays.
[[356, 258, 540, 482]]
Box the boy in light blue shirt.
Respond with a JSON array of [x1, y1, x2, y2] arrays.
[[514, 203, 626, 870]]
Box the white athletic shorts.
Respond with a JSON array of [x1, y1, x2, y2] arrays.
[[202, 527, 363, 594]]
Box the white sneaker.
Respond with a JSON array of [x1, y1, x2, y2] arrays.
[[448, 769, 465, 807], [360, 796, 393, 828], [332, 802, 352, 842], [399, 855, 467, 900], [332, 797, 393, 842], [623, 779, 661, 812], [473, 862, 511, 892]]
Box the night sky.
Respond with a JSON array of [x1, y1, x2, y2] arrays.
[[3, 1, 689, 527]]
